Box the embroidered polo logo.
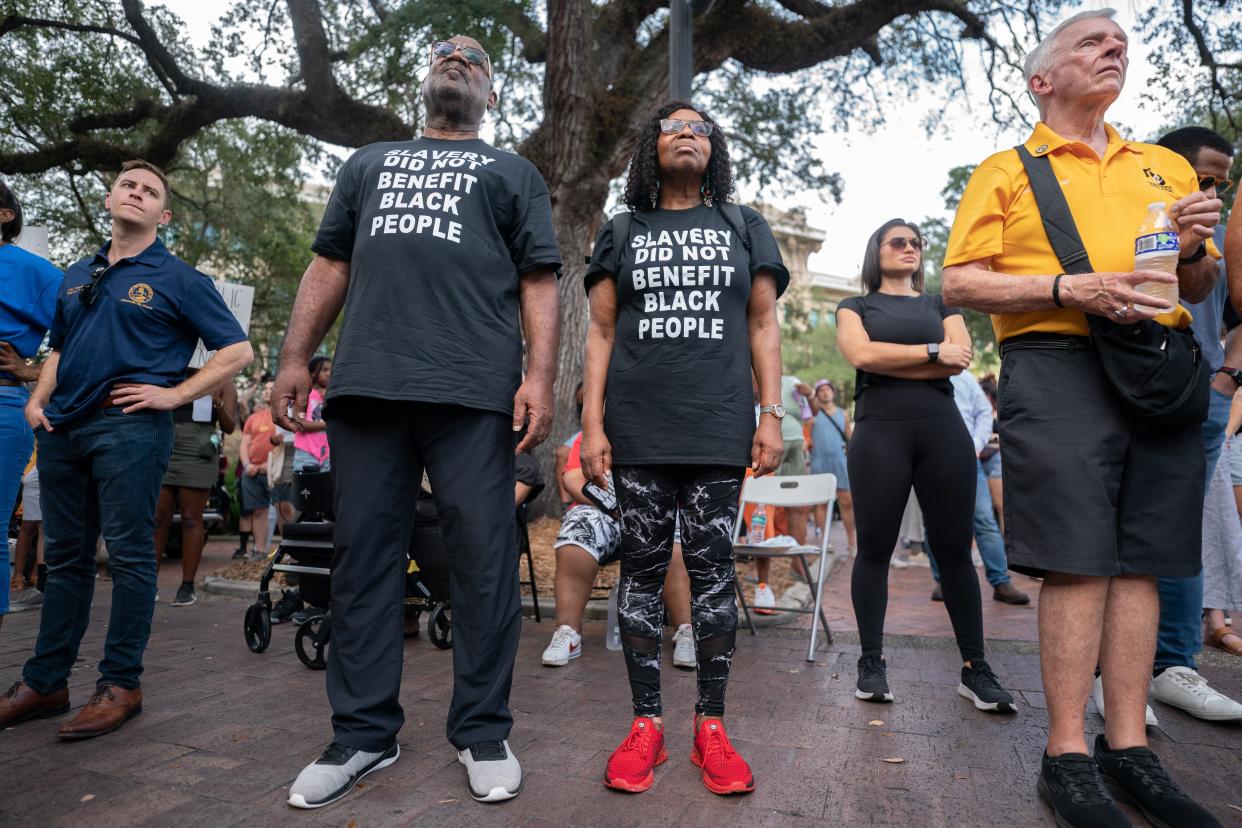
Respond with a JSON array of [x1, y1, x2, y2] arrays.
[[126, 283, 154, 305], [1035, 144, 1048, 154], [1142, 167, 1174, 193]]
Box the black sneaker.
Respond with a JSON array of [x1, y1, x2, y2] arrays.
[[291, 607, 327, 626], [232, 547, 247, 560], [271, 589, 304, 625], [171, 583, 197, 607], [1037, 751, 1130, 828], [855, 654, 893, 702], [1093, 734, 1221, 828], [957, 659, 1016, 713], [930, 582, 943, 602]]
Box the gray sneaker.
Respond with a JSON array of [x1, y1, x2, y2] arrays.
[[8, 588, 44, 613], [457, 740, 522, 802], [288, 742, 399, 809]]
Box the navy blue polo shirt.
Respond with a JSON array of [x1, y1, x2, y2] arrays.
[[45, 238, 247, 428]]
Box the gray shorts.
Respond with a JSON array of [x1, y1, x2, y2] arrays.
[[20, 467, 40, 522], [998, 336, 1205, 578], [778, 439, 806, 476], [239, 470, 291, 511], [555, 505, 622, 565]]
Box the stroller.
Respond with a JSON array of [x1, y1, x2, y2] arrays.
[[243, 469, 453, 669]]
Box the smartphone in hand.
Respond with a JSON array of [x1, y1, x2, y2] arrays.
[[582, 480, 620, 521]]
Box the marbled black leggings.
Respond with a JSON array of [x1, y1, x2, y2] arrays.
[[613, 465, 744, 717]]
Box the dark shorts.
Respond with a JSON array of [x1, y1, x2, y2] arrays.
[[239, 470, 290, 511], [998, 336, 1205, 578]]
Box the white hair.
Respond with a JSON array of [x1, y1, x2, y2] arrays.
[[1023, 8, 1118, 82]]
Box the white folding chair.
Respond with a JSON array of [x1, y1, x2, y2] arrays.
[[733, 473, 836, 662]]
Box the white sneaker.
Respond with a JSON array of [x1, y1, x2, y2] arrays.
[[753, 583, 776, 614], [288, 742, 399, 809], [1151, 666, 1242, 722], [8, 588, 43, 612], [541, 625, 582, 666], [1092, 675, 1159, 728], [672, 624, 696, 669], [457, 740, 521, 802]]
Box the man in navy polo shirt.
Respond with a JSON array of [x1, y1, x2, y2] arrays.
[[0, 160, 252, 740]]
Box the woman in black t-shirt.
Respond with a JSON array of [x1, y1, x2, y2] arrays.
[[581, 101, 788, 796], [836, 218, 1014, 713]]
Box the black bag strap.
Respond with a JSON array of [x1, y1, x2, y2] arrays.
[[1013, 146, 1094, 275], [718, 202, 751, 253], [584, 204, 749, 264], [821, 407, 848, 442]]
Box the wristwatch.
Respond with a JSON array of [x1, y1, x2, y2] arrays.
[[1218, 367, 1242, 387], [927, 342, 941, 363], [758, 403, 786, 420]]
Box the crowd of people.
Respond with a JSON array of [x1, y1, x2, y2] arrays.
[[0, 11, 1239, 828]]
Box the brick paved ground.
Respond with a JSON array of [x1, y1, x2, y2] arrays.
[[0, 539, 1239, 827]]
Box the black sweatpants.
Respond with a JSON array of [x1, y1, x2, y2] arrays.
[[613, 465, 744, 717], [324, 397, 521, 752], [846, 386, 985, 663]]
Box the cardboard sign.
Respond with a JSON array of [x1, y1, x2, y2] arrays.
[[189, 281, 254, 368], [14, 226, 50, 260]]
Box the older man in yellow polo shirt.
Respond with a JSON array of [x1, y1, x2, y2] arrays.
[[942, 10, 1223, 828]]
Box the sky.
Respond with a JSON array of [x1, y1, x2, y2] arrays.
[[160, 0, 1171, 277]]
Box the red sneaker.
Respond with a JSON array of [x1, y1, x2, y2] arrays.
[[691, 716, 754, 795], [604, 717, 667, 792]]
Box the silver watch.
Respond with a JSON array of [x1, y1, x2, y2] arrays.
[[758, 403, 786, 420]]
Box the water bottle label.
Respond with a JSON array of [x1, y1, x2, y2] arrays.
[[1135, 231, 1179, 256]]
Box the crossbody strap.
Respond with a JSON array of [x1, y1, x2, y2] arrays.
[[1012, 146, 1095, 275]]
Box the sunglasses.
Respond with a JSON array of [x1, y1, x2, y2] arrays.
[[659, 118, 714, 137], [79, 265, 111, 307], [1200, 175, 1234, 195], [883, 236, 928, 252], [430, 41, 490, 71]]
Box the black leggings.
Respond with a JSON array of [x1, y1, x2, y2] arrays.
[[846, 386, 985, 663], [613, 465, 744, 717]]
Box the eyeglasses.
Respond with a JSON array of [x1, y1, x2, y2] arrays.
[[882, 236, 928, 252], [659, 118, 714, 137], [430, 40, 491, 70], [1200, 175, 1234, 195], [79, 265, 110, 307]]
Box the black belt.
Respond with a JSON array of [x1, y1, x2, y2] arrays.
[[1000, 332, 1093, 355]]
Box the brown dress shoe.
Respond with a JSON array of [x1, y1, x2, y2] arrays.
[[992, 582, 1031, 605], [0, 681, 70, 727], [56, 683, 142, 741]]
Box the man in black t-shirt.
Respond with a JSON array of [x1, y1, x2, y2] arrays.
[[275, 35, 562, 809]]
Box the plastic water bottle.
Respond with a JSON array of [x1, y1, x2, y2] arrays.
[[1133, 202, 1180, 313], [605, 583, 622, 651], [748, 503, 767, 545]]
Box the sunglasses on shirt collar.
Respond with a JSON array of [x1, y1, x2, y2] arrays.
[[1199, 174, 1234, 195], [79, 265, 111, 307]]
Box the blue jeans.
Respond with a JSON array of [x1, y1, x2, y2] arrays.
[[1153, 387, 1229, 672], [929, 459, 1011, 587], [0, 386, 34, 614], [22, 409, 173, 693]]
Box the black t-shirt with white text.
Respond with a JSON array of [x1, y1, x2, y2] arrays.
[[836, 291, 962, 398], [586, 204, 789, 466], [312, 137, 562, 415]]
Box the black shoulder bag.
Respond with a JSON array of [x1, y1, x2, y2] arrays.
[[1014, 146, 1208, 432]]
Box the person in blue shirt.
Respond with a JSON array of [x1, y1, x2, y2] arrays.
[[926, 371, 1030, 606], [0, 179, 62, 628], [0, 160, 252, 741]]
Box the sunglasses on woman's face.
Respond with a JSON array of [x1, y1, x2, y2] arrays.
[[883, 236, 928, 252], [659, 118, 713, 137], [1200, 175, 1234, 195], [430, 40, 490, 68]]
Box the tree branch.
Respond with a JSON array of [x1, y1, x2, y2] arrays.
[[285, 0, 342, 95], [119, 0, 203, 95], [0, 14, 141, 45]]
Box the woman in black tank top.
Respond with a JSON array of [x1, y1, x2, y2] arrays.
[[835, 218, 1015, 713]]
